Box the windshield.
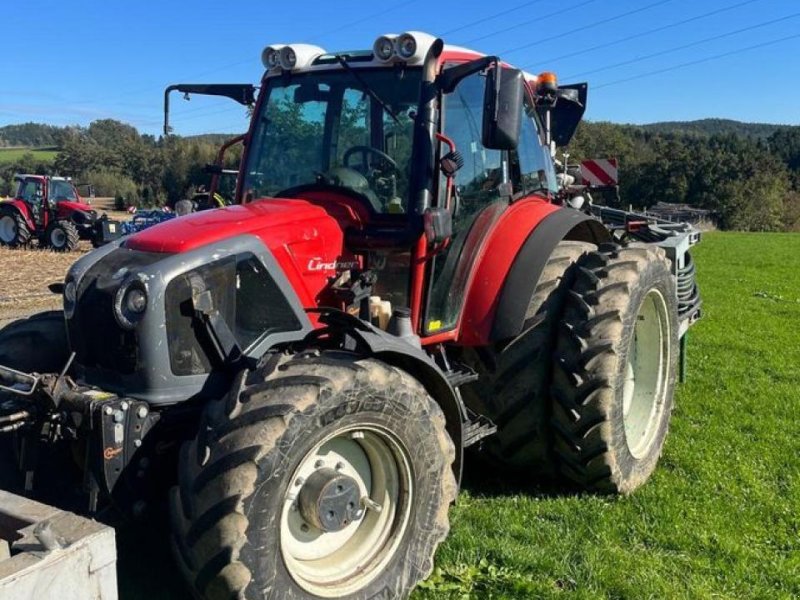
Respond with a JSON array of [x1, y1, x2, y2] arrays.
[[49, 180, 78, 202], [243, 67, 422, 214]]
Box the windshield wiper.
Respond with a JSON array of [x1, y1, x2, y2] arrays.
[[335, 55, 401, 125]]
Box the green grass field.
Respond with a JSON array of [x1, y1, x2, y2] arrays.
[[413, 232, 800, 599], [0, 147, 58, 164]]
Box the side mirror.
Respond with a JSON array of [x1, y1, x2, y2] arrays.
[[482, 66, 524, 150]]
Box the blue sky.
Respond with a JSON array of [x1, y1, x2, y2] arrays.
[[2, 0, 798, 136]]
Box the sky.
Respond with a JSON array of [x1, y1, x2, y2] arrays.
[[2, 0, 799, 136]]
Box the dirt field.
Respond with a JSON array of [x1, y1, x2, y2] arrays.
[[0, 198, 128, 328]]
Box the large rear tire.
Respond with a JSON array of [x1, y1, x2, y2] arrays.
[[170, 351, 456, 600], [551, 244, 678, 494], [0, 209, 31, 248], [460, 241, 595, 471]]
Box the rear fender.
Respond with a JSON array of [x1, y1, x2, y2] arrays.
[[459, 205, 610, 346], [0, 200, 35, 230]]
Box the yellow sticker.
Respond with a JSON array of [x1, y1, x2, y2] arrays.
[[428, 320, 443, 332]]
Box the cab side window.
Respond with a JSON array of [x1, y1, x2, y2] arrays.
[[509, 97, 557, 196]]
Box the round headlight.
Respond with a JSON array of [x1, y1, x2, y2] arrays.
[[64, 279, 77, 319], [373, 36, 395, 61], [280, 46, 297, 69], [114, 281, 148, 329], [262, 47, 281, 70], [125, 288, 147, 314], [64, 280, 77, 303], [397, 34, 417, 59]]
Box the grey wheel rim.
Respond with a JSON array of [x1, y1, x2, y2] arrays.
[[622, 289, 671, 459], [280, 425, 413, 597], [0, 215, 16, 243], [50, 227, 67, 248]]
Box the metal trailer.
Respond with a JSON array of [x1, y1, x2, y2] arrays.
[[0, 490, 117, 600]]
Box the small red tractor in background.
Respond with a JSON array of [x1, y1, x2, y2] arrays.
[[0, 32, 701, 599], [0, 174, 120, 251]]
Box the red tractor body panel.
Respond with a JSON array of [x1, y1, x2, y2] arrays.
[[456, 197, 560, 346], [125, 198, 361, 308], [1, 199, 36, 230], [55, 200, 91, 219]]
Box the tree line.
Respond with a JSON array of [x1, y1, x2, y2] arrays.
[[1, 119, 799, 231]]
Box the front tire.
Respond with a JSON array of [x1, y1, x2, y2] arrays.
[[44, 220, 79, 252], [551, 244, 679, 494], [171, 351, 456, 600]]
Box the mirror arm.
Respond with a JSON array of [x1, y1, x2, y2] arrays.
[[437, 56, 499, 94]]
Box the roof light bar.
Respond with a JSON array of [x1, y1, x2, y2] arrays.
[[261, 43, 327, 71], [373, 31, 438, 64]]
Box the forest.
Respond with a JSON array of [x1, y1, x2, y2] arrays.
[[1, 117, 798, 231]]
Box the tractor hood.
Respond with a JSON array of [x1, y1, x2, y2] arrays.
[[123, 198, 356, 308], [125, 198, 342, 254], [56, 200, 91, 212]]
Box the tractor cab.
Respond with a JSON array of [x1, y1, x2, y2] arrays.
[[163, 33, 592, 342]]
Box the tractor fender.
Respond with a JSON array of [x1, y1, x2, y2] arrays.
[[0, 200, 35, 230], [491, 208, 611, 341], [309, 310, 466, 484], [458, 204, 610, 346]]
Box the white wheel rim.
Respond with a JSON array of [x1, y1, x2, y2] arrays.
[[622, 289, 671, 459], [0, 216, 16, 243], [280, 425, 413, 597], [50, 228, 67, 248]]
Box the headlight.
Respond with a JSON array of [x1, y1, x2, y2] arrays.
[[114, 280, 148, 329], [280, 46, 297, 69], [373, 35, 396, 61], [397, 33, 417, 59], [125, 288, 147, 314], [64, 279, 77, 319], [261, 45, 283, 70]]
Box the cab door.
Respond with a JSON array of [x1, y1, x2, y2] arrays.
[[423, 72, 556, 337]]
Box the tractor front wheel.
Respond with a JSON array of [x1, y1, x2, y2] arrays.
[[551, 244, 678, 494], [0, 209, 31, 248], [44, 220, 79, 252], [171, 351, 456, 600]]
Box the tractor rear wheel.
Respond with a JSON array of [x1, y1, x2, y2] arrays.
[[551, 244, 678, 494], [44, 220, 80, 252], [0, 209, 31, 248], [460, 241, 595, 471], [170, 351, 456, 600]]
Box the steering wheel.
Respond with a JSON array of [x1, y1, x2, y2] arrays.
[[343, 145, 397, 174]]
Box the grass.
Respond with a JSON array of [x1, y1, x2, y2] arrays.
[[413, 232, 800, 599], [0, 147, 58, 164]]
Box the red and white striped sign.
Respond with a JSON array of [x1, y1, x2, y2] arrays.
[[581, 158, 619, 186]]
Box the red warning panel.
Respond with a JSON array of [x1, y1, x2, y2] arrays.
[[581, 158, 619, 186]]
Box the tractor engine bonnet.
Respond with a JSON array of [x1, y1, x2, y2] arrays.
[[124, 198, 358, 309]]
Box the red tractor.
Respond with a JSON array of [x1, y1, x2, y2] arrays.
[[0, 32, 700, 599], [0, 174, 120, 251]]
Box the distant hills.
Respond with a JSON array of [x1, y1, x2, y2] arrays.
[[0, 118, 796, 149], [626, 118, 795, 139]]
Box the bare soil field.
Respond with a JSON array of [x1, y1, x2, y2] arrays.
[[0, 245, 84, 327], [0, 198, 127, 327]]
